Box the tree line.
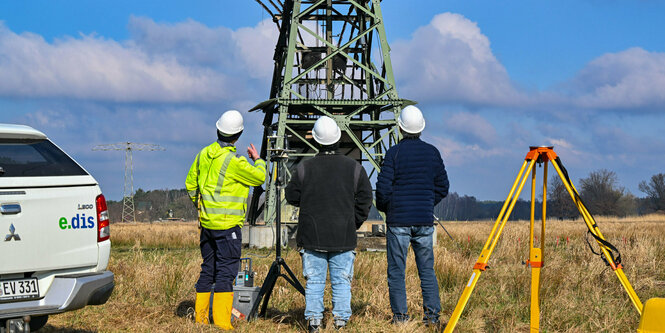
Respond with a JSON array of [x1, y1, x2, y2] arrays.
[[436, 170, 665, 221], [108, 171, 665, 222], [107, 188, 198, 222]]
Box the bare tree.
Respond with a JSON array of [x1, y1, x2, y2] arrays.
[[547, 176, 578, 220], [639, 173, 665, 213], [579, 169, 634, 217]]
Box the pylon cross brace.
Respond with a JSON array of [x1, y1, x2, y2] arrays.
[[444, 146, 644, 333]]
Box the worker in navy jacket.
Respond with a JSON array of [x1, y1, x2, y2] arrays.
[[375, 105, 449, 326]]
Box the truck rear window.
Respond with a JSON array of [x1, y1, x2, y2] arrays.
[[0, 139, 87, 177]]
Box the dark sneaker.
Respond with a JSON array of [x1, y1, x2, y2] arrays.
[[422, 318, 441, 327], [333, 318, 347, 330], [391, 314, 410, 324], [423, 312, 440, 327], [308, 319, 321, 333]]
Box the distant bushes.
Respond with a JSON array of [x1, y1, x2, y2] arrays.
[[435, 170, 664, 221], [107, 188, 198, 223], [107, 170, 664, 223]]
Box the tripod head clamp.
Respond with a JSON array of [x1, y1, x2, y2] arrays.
[[525, 146, 557, 165]]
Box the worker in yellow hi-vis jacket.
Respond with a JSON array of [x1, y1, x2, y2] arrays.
[[185, 110, 266, 330]]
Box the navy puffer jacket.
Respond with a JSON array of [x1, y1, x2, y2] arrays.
[[375, 138, 449, 225]]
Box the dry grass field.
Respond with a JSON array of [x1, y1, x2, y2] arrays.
[[42, 215, 665, 332]]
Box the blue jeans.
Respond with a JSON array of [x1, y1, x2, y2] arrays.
[[301, 249, 356, 322], [386, 225, 440, 322]]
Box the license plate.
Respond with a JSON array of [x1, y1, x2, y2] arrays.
[[0, 278, 40, 301]]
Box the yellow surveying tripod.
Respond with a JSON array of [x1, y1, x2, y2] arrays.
[[443, 146, 647, 332]]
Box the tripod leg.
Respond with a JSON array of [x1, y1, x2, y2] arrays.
[[259, 267, 280, 318], [444, 159, 537, 333], [248, 261, 280, 320], [528, 161, 548, 332], [528, 162, 541, 333], [541, 161, 548, 261], [529, 247, 542, 333], [551, 159, 644, 315], [279, 260, 306, 295], [482, 160, 530, 251]]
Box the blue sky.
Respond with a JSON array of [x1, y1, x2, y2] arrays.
[[1, 1, 664, 201]]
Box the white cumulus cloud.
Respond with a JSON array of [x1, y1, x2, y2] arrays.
[[128, 16, 277, 82], [0, 18, 278, 103], [568, 47, 665, 110], [392, 13, 527, 107]]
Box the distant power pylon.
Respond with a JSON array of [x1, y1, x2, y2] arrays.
[[93, 142, 165, 223]]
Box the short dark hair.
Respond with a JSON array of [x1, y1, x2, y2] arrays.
[[217, 130, 242, 143], [400, 129, 421, 139], [318, 142, 339, 152]]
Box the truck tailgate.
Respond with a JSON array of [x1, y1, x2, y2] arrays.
[[1, 181, 100, 274]]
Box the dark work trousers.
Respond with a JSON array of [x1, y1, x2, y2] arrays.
[[195, 226, 241, 293]]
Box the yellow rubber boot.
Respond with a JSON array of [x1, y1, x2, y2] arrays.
[[212, 292, 234, 330], [194, 292, 210, 324]]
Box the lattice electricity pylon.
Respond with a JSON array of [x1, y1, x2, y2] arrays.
[[92, 142, 165, 223], [247, 0, 414, 225]]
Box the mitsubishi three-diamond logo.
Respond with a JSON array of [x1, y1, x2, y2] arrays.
[[4, 223, 21, 241]]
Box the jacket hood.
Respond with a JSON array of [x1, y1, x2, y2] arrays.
[[206, 141, 236, 159]]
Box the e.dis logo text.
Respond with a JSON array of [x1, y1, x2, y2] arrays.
[[59, 214, 95, 230]]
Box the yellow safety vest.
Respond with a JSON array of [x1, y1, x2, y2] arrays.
[[185, 142, 266, 230]]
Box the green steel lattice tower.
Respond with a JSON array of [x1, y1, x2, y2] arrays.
[[248, 0, 414, 225]]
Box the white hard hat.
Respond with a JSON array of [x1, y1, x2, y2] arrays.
[[216, 110, 244, 136], [398, 105, 425, 134], [312, 116, 341, 145]]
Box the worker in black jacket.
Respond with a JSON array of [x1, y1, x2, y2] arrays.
[[285, 116, 373, 332]]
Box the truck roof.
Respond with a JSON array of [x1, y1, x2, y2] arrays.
[[0, 123, 47, 139]]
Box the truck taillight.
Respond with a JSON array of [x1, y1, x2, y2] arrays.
[[96, 194, 110, 242]]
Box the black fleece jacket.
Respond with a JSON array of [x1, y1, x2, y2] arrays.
[[285, 152, 373, 252]]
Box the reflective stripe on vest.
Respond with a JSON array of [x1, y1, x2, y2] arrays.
[[213, 153, 235, 196], [201, 203, 244, 216], [200, 195, 247, 204]]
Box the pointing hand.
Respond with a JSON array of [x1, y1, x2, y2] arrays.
[[247, 144, 260, 161]]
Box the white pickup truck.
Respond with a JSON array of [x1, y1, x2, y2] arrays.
[[0, 124, 114, 332]]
